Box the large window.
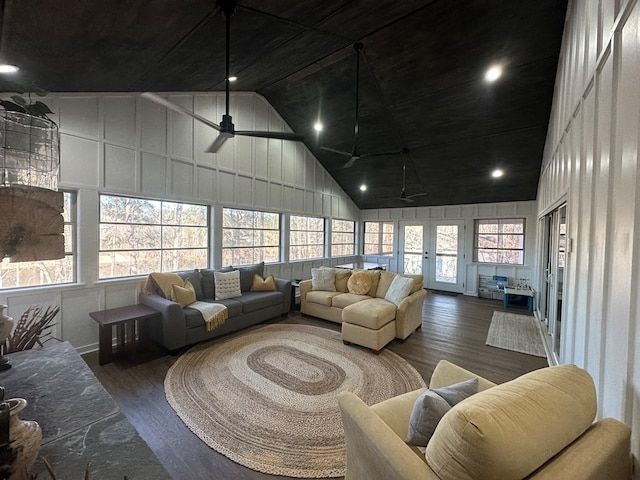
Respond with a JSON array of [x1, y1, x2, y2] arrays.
[[331, 219, 355, 257], [474, 218, 525, 264], [290, 215, 325, 261], [99, 195, 208, 279], [0, 191, 75, 289], [363, 221, 394, 256], [222, 208, 280, 265]]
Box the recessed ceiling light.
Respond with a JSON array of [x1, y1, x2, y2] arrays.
[[227, 76, 237, 82], [491, 169, 504, 178], [0, 64, 19, 74], [313, 121, 323, 132], [360, 184, 367, 191], [485, 65, 502, 82]]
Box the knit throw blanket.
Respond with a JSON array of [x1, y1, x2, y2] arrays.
[[188, 301, 228, 332]]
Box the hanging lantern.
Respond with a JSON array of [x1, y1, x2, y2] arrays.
[[0, 109, 64, 262]]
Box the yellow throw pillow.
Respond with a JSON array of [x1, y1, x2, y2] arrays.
[[172, 280, 196, 307], [251, 274, 276, 292], [347, 271, 372, 295]]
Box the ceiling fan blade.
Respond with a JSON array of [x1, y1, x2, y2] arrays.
[[360, 149, 404, 159], [406, 192, 429, 199], [321, 146, 353, 157], [205, 134, 231, 153], [343, 156, 359, 168], [141, 92, 221, 132], [235, 130, 305, 142]]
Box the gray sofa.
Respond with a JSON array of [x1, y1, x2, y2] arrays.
[[139, 263, 291, 352]]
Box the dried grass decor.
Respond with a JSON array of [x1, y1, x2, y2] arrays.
[[3, 305, 60, 353]]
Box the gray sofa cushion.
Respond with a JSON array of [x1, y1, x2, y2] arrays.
[[184, 298, 243, 329], [177, 269, 204, 300], [200, 266, 233, 299], [234, 262, 265, 292], [237, 290, 283, 313]]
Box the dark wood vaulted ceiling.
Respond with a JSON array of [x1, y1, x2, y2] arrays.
[[0, 0, 567, 209]]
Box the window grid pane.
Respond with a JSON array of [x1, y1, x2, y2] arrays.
[[473, 218, 525, 265], [99, 194, 209, 279], [363, 221, 393, 256], [290, 215, 325, 261], [331, 219, 355, 257], [0, 191, 76, 289], [222, 208, 281, 266]]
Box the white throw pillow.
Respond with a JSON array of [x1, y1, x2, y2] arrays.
[[384, 275, 414, 306], [214, 269, 241, 300], [311, 267, 336, 291]]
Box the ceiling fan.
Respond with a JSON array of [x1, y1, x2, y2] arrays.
[[141, 0, 304, 154], [321, 42, 402, 168], [399, 151, 428, 203]]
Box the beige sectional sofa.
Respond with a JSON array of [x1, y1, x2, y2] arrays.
[[300, 268, 426, 352], [339, 359, 631, 480]]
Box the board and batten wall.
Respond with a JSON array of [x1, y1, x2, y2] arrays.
[[361, 201, 537, 296], [0, 92, 359, 353], [537, 0, 640, 472]]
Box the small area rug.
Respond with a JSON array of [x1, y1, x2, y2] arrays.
[[486, 311, 546, 357], [164, 324, 426, 478]]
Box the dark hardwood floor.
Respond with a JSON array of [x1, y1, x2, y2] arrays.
[[83, 292, 547, 480]]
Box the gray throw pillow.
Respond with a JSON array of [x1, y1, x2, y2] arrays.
[[177, 270, 204, 300], [405, 378, 479, 447], [200, 267, 233, 299], [234, 262, 265, 292]]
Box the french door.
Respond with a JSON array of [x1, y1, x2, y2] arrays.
[[399, 221, 464, 292], [539, 204, 566, 361]]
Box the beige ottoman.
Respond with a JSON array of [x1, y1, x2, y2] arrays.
[[342, 299, 397, 354]]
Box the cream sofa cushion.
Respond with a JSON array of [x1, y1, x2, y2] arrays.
[[377, 272, 423, 298], [332, 293, 371, 309], [306, 290, 342, 307], [343, 298, 396, 329], [425, 364, 597, 480], [335, 269, 352, 292]]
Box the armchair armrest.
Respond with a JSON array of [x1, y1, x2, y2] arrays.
[[395, 288, 427, 340], [274, 277, 292, 314], [139, 293, 186, 351], [338, 391, 437, 480]]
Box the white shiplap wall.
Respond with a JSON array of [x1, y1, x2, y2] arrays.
[[0, 92, 359, 352], [361, 201, 537, 296], [537, 0, 640, 472]]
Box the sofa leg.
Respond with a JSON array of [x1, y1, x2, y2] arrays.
[[371, 349, 382, 355], [343, 340, 351, 346]]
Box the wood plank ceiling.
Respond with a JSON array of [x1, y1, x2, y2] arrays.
[[0, 0, 567, 209]]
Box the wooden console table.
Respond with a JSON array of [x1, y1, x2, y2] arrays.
[[90, 304, 159, 365], [0, 342, 171, 479]]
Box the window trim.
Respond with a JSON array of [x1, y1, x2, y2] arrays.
[[221, 207, 281, 266], [98, 193, 209, 279], [363, 221, 394, 256], [330, 218, 356, 258], [289, 214, 326, 261], [473, 218, 525, 265]]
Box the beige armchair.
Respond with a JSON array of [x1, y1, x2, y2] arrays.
[[338, 360, 631, 480]]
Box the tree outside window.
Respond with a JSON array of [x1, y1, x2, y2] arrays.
[[290, 215, 325, 261], [99, 195, 208, 279], [474, 218, 524, 264], [222, 208, 280, 266]]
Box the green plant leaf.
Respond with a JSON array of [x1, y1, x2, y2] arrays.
[[10, 95, 27, 105], [0, 100, 27, 114]]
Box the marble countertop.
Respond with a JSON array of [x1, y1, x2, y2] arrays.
[[0, 342, 171, 479]]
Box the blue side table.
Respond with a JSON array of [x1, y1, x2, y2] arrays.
[[503, 287, 535, 312]]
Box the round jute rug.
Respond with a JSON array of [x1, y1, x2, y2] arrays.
[[164, 323, 426, 478]]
